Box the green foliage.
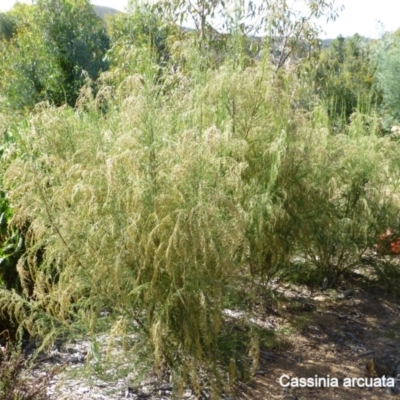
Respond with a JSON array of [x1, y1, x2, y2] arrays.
[[35, 0, 110, 106], [2, 47, 399, 395], [0, 13, 16, 41], [372, 259, 400, 295], [295, 112, 393, 280], [374, 32, 400, 130], [107, 2, 175, 62], [262, 0, 344, 71], [0, 0, 110, 110], [0, 0, 400, 397], [155, 0, 343, 66], [0, 5, 59, 110], [314, 35, 379, 126], [2, 82, 252, 393], [102, 2, 180, 91], [0, 227, 23, 291]]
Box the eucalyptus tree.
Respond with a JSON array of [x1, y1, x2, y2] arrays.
[[262, 0, 344, 71], [154, 0, 344, 67]]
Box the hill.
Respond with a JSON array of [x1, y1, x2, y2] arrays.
[[93, 5, 121, 18]]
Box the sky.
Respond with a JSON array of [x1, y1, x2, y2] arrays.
[[1, 0, 399, 39]]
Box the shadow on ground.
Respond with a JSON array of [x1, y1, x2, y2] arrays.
[[240, 264, 400, 400]]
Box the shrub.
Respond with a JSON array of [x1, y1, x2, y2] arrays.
[[0, 340, 54, 400], [2, 26, 400, 397], [374, 32, 400, 130]]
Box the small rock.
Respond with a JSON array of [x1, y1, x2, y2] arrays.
[[339, 288, 355, 299]]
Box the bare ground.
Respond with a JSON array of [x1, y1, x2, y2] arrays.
[[28, 262, 400, 400], [241, 265, 400, 400]]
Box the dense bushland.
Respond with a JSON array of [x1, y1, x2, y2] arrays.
[[0, 0, 400, 397], [374, 30, 400, 130], [314, 34, 379, 126], [0, 0, 109, 110]]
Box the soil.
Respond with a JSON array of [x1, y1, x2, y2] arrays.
[[242, 265, 400, 400]]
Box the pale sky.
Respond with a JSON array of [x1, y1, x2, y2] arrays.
[[1, 0, 399, 39]]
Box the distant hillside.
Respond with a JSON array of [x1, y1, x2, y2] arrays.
[[321, 38, 335, 48], [93, 5, 121, 18]]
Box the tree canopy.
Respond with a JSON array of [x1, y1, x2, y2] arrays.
[[0, 0, 110, 110]]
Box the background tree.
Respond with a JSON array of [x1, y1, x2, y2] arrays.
[[0, 4, 61, 110], [35, 0, 110, 106], [0, 12, 17, 41], [106, 2, 177, 75], [374, 30, 400, 130], [313, 34, 379, 127], [262, 0, 344, 71], [157, 0, 343, 69], [0, 0, 110, 110]]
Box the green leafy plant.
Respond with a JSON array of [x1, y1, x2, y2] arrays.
[[374, 31, 400, 130], [314, 34, 380, 127], [0, 0, 110, 111], [0, 0, 400, 397]]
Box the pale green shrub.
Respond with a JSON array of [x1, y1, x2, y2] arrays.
[[2, 39, 400, 396]]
